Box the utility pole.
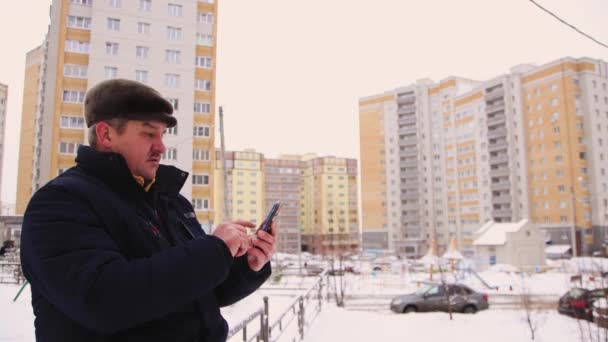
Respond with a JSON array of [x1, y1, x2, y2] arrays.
[[219, 106, 231, 223]]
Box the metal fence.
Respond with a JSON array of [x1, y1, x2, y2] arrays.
[[227, 270, 329, 342]]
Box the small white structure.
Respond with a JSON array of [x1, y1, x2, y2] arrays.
[[473, 219, 545, 271]]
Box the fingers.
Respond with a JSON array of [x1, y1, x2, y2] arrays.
[[251, 235, 274, 259], [256, 230, 276, 245], [230, 219, 257, 229]]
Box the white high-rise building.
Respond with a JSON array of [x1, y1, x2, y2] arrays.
[[360, 57, 608, 257]]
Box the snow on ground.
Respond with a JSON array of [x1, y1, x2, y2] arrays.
[[1, 260, 606, 342], [305, 305, 601, 342]]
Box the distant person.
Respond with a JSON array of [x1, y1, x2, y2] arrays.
[[21, 79, 278, 342]]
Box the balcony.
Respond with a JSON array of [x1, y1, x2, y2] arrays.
[[400, 160, 419, 168], [485, 88, 504, 101], [399, 149, 418, 158], [488, 140, 509, 153], [402, 191, 420, 200], [398, 116, 417, 125], [492, 195, 512, 204], [398, 126, 417, 135], [486, 102, 505, 114], [489, 154, 509, 165], [397, 94, 416, 105], [492, 209, 513, 218], [487, 127, 507, 139], [487, 115, 506, 127], [401, 181, 420, 190], [398, 104, 416, 114], [401, 203, 420, 211], [399, 137, 418, 146], [489, 167, 510, 178], [490, 181, 510, 191]]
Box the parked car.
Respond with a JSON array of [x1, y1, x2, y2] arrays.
[[558, 287, 608, 320], [390, 283, 489, 314]]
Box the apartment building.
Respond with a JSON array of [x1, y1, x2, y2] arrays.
[[300, 156, 359, 255], [0, 83, 7, 212], [360, 57, 608, 257], [214, 151, 360, 255], [213, 150, 265, 229], [264, 155, 303, 254], [16, 0, 218, 230]]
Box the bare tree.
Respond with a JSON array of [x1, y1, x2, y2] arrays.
[[518, 273, 545, 340]]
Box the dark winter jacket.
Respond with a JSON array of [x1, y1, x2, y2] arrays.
[[20, 146, 271, 342]]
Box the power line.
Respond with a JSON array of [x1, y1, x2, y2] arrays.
[[529, 0, 608, 49]]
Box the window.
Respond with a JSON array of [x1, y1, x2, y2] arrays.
[[71, 0, 93, 5], [67, 15, 91, 29], [63, 64, 87, 78], [551, 98, 558, 106], [107, 18, 120, 31], [168, 3, 182, 16], [195, 56, 213, 68], [135, 70, 148, 83], [198, 12, 214, 24], [59, 142, 79, 155], [136, 46, 149, 59], [165, 49, 181, 63], [556, 155, 563, 163], [109, 0, 121, 7], [62, 90, 85, 103], [199, 0, 214, 3], [65, 40, 90, 53], [193, 126, 210, 137], [104, 66, 117, 79], [137, 22, 150, 34], [139, 0, 151, 11], [166, 98, 179, 111], [560, 216, 568, 223], [195, 79, 211, 91], [166, 26, 182, 40], [105, 42, 119, 55], [196, 33, 213, 46], [194, 102, 211, 113], [551, 84, 557, 92], [193, 149, 210, 161], [192, 198, 209, 211], [60, 115, 85, 129], [162, 148, 177, 160], [166, 125, 177, 135], [192, 174, 209, 185], [558, 185, 565, 192], [551, 112, 559, 122], [58, 168, 67, 176], [553, 126, 561, 134], [164, 73, 180, 87]]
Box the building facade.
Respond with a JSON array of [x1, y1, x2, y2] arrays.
[[0, 83, 7, 212], [16, 0, 218, 230], [214, 151, 360, 255], [360, 57, 608, 257]]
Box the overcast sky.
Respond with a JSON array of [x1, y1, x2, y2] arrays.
[[0, 0, 607, 208]]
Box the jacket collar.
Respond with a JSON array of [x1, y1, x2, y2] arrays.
[[75, 145, 189, 197]]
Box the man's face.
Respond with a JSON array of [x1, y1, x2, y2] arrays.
[[109, 120, 167, 180]]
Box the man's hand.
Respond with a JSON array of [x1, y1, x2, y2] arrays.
[[212, 220, 254, 257], [247, 222, 277, 272]]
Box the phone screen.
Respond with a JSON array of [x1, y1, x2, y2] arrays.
[[260, 201, 280, 232]]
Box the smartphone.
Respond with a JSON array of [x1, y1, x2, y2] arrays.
[[259, 201, 280, 233]]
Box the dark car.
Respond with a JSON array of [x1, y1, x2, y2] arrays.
[[390, 283, 489, 314], [558, 288, 608, 320]]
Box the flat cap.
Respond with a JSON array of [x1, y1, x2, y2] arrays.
[[84, 79, 177, 128]]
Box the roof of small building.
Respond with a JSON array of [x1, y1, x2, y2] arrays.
[[473, 219, 530, 246]]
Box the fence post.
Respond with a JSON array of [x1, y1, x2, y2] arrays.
[[263, 296, 270, 342], [318, 281, 323, 312], [299, 296, 305, 340]]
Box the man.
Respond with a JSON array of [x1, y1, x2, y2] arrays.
[[20, 79, 276, 342]]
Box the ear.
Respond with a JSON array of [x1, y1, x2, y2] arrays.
[[95, 122, 114, 149]]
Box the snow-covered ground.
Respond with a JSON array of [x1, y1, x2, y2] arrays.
[[3, 257, 608, 341]]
